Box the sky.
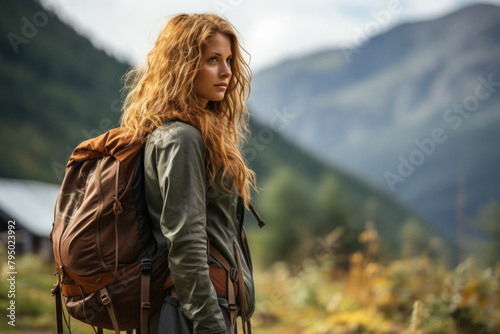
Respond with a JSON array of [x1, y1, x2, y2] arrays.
[[40, 0, 500, 73]]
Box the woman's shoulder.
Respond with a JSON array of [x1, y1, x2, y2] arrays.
[[149, 121, 202, 148]]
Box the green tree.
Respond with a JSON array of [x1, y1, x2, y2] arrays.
[[469, 199, 500, 266], [257, 168, 315, 265], [400, 217, 427, 258], [315, 173, 349, 236]]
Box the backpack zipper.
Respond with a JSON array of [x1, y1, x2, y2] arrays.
[[95, 160, 109, 271]]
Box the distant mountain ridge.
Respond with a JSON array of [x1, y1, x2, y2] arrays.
[[249, 3, 500, 234]]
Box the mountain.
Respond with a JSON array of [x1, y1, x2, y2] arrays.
[[249, 3, 500, 236], [0, 0, 129, 183], [0, 0, 442, 263]]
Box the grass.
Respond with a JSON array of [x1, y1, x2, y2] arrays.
[[1, 228, 499, 333], [249, 226, 500, 334]]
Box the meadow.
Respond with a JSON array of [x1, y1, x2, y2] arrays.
[[1, 224, 499, 334]]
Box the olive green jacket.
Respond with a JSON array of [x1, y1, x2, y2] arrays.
[[143, 121, 255, 333]]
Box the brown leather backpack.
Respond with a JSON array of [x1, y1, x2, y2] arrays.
[[50, 128, 170, 334], [50, 127, 265, 334]]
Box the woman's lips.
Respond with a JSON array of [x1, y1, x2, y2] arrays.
[[215, 83, 227, 89]]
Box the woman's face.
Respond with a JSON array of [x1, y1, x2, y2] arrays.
[[194, 32, 232, 108]]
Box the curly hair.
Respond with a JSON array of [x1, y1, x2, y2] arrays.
[[120, 13, 257, 206]]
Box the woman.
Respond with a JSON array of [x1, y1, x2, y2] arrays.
[[120, 13, 260, 334]]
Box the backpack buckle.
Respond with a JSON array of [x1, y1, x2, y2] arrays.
[[141, 258, 152, 274], [230, 267, 238, 282], [51, 283, 59, 296], [113, 200, 123, 215], [100, 291, 111, 305]]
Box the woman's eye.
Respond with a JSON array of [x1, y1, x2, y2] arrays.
[[208, 57, 218, 62], [226, 58, 233, 64]]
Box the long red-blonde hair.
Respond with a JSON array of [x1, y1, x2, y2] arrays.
[[120, 13, 256, 206]]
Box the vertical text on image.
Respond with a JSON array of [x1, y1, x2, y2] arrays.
[[6, 220, 17, 327]]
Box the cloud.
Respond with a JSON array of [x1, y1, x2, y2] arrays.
[[39, 0, 500, 71], [234, 0, 365, 70]]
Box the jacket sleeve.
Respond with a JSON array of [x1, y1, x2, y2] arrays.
[[152, 123, 226, 333]]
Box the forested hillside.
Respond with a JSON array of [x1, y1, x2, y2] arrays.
[[0, 0, 129, 183]]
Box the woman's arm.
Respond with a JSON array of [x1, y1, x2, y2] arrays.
[[151, 122, 226, 333]]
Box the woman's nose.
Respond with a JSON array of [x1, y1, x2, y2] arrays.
[[220, 62, 231, 78]]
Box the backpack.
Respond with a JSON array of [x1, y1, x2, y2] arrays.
[[50, 127, 266, 334], [50, 128, 170, 334]]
